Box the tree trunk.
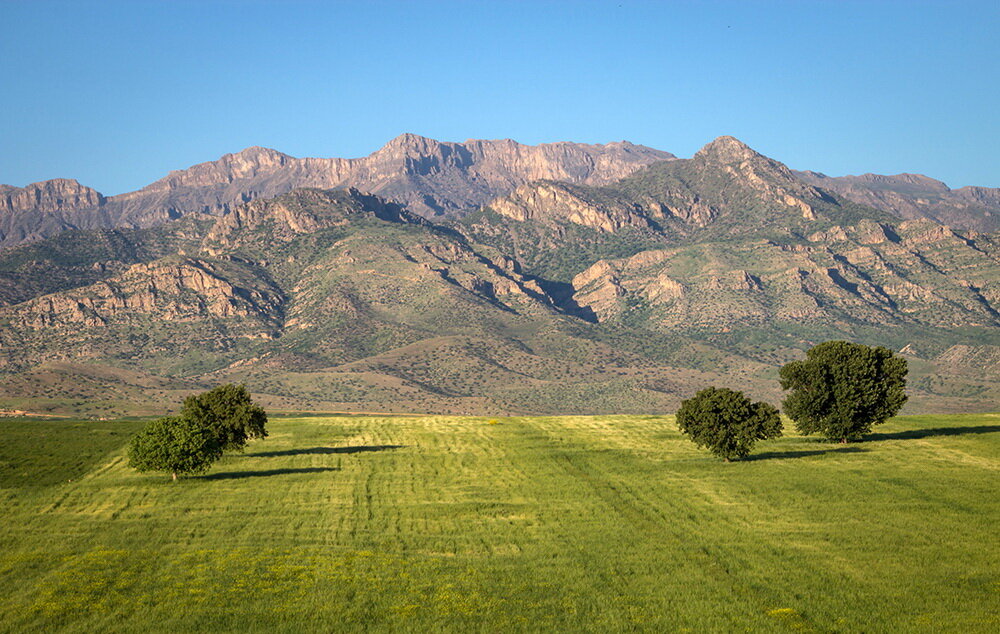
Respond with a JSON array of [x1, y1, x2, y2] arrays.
[[172, 472, 178, 482]]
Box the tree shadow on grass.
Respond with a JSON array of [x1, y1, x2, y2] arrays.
[[199, 467, 339, 480], [245, 445, 405, 458], [864, 425, 1000, 442], [746, 446, 867, 461]]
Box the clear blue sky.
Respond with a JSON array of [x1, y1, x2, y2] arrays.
[[1, 0, 997, 194]]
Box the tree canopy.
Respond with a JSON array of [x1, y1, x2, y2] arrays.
[[127, 416, 224, 481], [676, 387, 782, 461], [181, 383, 268, 452], [779, 340, 907, 442], [128, 384, 268, 480]]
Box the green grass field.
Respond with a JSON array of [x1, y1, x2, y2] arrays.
[[1, 413, 998, 632]]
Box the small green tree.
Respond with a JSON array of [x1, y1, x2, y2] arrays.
[[181, 384, 268, 452], [127, 416, 224, 481], [676, 387, 782, 461], [780, 340, 907, 442]]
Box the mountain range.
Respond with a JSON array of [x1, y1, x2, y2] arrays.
[[0, 135, 673, 248], [0, 134, 997, 417]]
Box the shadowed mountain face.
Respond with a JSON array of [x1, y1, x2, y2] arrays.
[[0, 135, 673, 249], [0, 136, 997, 416]]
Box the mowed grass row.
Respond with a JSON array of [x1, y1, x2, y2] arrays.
[[0, 413, 998, 632]]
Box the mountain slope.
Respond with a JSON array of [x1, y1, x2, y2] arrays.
[[796, 170, 1000, 232], [0, 136, 672, 249], [0, 137, 997, 416], [453, 136, 899, 281]]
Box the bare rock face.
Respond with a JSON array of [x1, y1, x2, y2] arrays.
[[0, 136, 673, 250], [489, 181, 652, 232], [644, 271, 685, 302], [202, 187, 416, 251], [302, 135, 674, 215], [0, 179, 105, 215], [0, 180, 108, 245], [8, 257, 284, 331], [571, 260, 627, 320]]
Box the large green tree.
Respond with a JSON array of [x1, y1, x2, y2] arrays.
[[779, 340, 907, 442], [676, 387, 782, 461], [127, 416, 224, 481], [180, 383, 268, 452]]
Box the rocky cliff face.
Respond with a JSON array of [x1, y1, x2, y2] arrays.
[[796, 171, 1000, 232], [0, 135, 673, 250], [0, 179, 108, 245], [488, 181, 655, 232], [0, 179, 105, 215], [202, 187, 419, 252], [471, 136, 857, 245], [7, 257, 285, 331]]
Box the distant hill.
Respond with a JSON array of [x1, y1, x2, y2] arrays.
[[795, 170, 1000, 233]]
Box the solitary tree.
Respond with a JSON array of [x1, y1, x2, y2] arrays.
[[180, 384, 268, 452], [676, 387, 782, 461], [127, 416, 224, 480], [779, 340, 907, 442]]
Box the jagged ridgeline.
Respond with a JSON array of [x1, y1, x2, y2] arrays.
[[0, 135, 674, 250], [0, 136, 997, 416]]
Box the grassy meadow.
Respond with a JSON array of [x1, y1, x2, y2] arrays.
[[0, 413, 998, 632]]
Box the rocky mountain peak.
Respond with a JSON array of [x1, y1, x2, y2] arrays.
[[0, 178, 105, 215], [233, 145, 292, 161], [694, 136, 762, 164], [378, 133, 447, 156], [213, 146, 293, 174]]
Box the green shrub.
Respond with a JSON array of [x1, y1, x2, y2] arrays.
[[181, 383, 268, 452], [676, 387, 781, 460], [780, 341, 907, 442], [127, 416, 223, 480]]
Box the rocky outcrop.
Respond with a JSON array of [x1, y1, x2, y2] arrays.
[[203, 187, 418, 251], [571, 261, 627, 320], [693, 137, 828, 220], [489, 181, 653, 232], [6, 257, 284, 331], [707, 270, 763, 291], [567, 216, 1000, 330], [0, 179, 108, 245], [0, 179, 104, 215], [571, 250, 680, 319]]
